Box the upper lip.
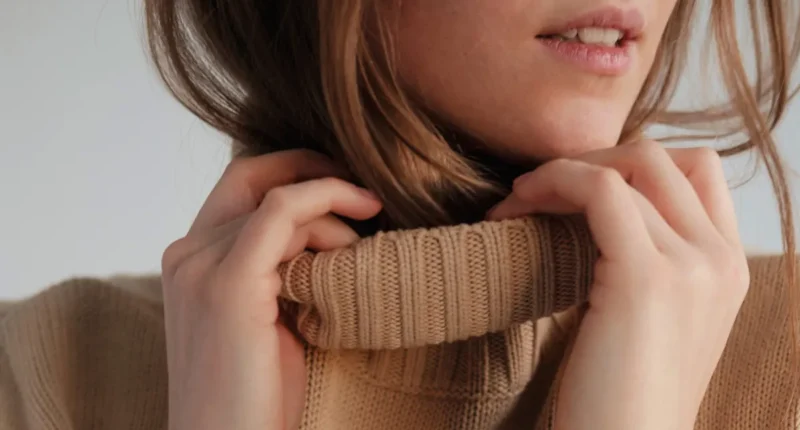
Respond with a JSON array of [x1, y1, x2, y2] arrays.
[[537, 7, 645, 41]]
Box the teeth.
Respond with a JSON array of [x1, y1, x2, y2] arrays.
[[560, 29, 579, 39], [576, 27, 623, 47], [546, 27, 624, 46]]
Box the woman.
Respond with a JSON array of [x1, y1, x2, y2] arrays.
[[0, 0, 798, 429]]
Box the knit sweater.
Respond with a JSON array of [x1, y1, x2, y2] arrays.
[[0, 216, 797, 429]]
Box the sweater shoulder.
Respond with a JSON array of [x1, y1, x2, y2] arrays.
[[744, 253, 799, 308], [1, 273, 164, 316], [698, 253, 800, 428], [746, 252, 796, 274], [0, 275, 168, 430], [1, 274, 165, 332]]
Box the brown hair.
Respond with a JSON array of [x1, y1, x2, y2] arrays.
[[144, 0, 799, 393]]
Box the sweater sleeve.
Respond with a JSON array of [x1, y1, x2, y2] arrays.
[[278, 216, 597, 350], [0, 276, 168, 430]]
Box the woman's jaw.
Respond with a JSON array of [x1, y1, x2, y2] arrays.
[[390, 0, 678, 161]]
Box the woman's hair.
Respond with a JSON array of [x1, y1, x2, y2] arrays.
[[144, 0, 800, 387]]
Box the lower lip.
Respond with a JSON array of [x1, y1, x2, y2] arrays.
[[536, 38, 634, 76]]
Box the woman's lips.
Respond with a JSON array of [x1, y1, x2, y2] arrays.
[[536, 38, 635, 76], [535, 6, 644, 76], [538, 7, 646, 41]]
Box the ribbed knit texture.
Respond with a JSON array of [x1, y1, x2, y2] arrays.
[[278, 216, 595, 350], [0, 217, 797, 429]]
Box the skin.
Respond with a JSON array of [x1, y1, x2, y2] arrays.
[[487, 144, 748, 429], [392, 0, 679, 160], [163, 151, 377, 430], [163, 1, 749, 429]]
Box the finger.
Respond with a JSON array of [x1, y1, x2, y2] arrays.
[[488, 181, 680, 252], [576, 141, 715, 241], [665, 148, 741, 246], [164, 233, 238, 301], [284, 214, 362, 257], [489, 159, 657, 260], [224, 177, 383, 276], [200, 216, 360, 285], [162, 215, 248, 279], [191, 149, 350, 232]]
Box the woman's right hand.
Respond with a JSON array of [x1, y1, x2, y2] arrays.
[[160, 149, 382, 430]]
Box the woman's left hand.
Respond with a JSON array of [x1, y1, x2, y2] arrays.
[[486, 141, 750, 430]]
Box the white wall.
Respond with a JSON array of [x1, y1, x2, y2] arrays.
[[2, 1, 799, 299], [1, 1, 228, 298]]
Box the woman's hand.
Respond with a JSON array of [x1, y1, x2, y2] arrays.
[[160, 150, 382, 430], [486, 141, 750, 430]]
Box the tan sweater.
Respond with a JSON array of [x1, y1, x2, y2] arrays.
[[0, 216, 797, 429]]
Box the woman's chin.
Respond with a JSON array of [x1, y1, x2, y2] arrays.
[[470, 103, 631, 163], [489, 128, 625, 164]]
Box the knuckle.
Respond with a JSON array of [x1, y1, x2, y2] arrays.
[[717, 252, 751, 298], [630, 140, 672, 175], [679, 247, 750, 303], [169, 254, 213, 294], [219, 158, 259, 193], [161, 238, 191, 275], [312, 175, 347, 189], [222, 156, 255, 180], [262, 186, 294, 211], [541, 158, 575, 177], [591, 167, 626, 196], [548, 158, 574, 170], [631, 139, 666, 162], [306, 176, 355, 198], [684, 258, 718, 288], [691, 147, 723, 171]]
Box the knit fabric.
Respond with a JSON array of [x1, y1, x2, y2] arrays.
[[278, 216, 595, 350], [0, 217, 797, 429]]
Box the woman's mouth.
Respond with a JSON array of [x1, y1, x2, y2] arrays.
[[537, 27, 627, 48], [535, 7, 644, 76]]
